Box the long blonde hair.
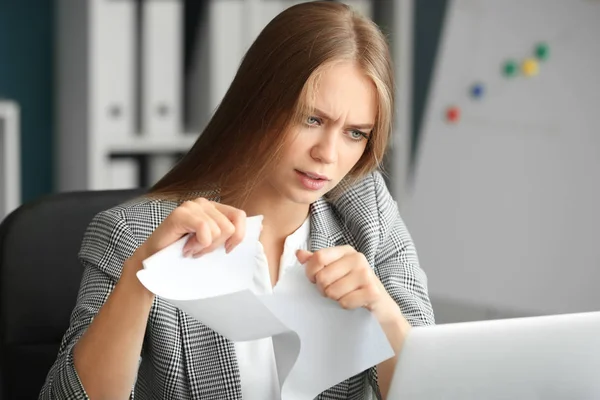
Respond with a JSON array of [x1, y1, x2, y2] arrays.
[[150, 1, 395, 204]]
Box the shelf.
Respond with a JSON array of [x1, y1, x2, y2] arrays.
[[107, 133, 199, 154]]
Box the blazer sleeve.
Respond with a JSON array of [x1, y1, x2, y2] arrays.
[[366, 172, 435, 399], [371, 172, 435, 326], [38, 208, 142, 400]]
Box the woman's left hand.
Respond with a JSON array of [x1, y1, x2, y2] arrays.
[[297, 245, 412, 399], [296, 246, 402, 326]]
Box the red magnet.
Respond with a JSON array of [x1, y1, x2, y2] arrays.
[[446, 106, 460, 123]]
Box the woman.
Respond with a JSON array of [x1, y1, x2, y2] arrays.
[[40, 2, 434, 399]]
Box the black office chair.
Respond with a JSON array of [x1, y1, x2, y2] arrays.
[[0, 189, 145, 400]]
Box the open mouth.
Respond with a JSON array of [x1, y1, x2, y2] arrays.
[[295, 170, 329, 190], [296, 170, 329, 181]]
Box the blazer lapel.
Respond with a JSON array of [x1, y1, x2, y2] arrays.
[[308, 198, 356, 399], [148, 200, 241, 398], [179, 311, 242, 399], [308, 198, 347, 252]]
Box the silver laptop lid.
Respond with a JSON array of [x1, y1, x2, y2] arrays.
[[388, 311, 600, 399]]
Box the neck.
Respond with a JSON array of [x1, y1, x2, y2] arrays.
[[225, 190, 310, 242]]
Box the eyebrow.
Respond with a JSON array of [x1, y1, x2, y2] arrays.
[[313, 108, 374, 130]]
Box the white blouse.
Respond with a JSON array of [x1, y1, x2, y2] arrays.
[[234, 217, 311, 400]]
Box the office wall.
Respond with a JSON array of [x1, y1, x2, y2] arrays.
[[404, 0, 600, 319], [0, 0, 54, 202], [410, 0, 448, 180]]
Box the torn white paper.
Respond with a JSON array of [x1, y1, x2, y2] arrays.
[[137, 216, 394, 400]]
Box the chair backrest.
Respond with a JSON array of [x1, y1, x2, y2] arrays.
[[0, 188, 146, 400]]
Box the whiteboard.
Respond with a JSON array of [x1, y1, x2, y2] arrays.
[[403, 0, 600, 316]]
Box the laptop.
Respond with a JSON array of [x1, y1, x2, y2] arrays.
[[387, 311, 600, 399]]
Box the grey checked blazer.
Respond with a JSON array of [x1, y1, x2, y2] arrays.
[[39, 171, 435, 400]]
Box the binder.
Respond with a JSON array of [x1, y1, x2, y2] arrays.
[[89, 0, 136, 190], [208, 0, 245, 113], [141, 0, 183, 137], [90, 0, 136, 140], [0, 101, 20, 220]]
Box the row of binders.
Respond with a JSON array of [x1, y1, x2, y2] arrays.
[[89, 0, 183, 140], [83, 0, 373, 141], [55, 0, 372, 191]]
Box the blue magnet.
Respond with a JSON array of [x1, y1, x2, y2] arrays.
[[470, 83, 485, 99]]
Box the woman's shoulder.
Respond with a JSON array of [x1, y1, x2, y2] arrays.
[[322, 171, 402, 257], [90, 195, 179, 239], [77, 195, 180, 279], [331, 170, 398, 227]]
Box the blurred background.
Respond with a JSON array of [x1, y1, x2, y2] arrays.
[[0, 0, 598, 324]]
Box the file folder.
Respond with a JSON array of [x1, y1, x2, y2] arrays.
[[141, 0, 183, 137]]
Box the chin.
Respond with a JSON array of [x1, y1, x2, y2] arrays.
[[285, 191, 322, 205], [281, 184, 329, 204], [269, 178, 331, 204]]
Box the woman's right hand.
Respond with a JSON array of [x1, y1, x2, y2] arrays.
[[72, 199, 247, 400], [133, 198, 248, 266]]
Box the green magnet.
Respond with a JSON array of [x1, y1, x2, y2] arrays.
[[535, 42, 550, 61], [503, 60, 518, 77]]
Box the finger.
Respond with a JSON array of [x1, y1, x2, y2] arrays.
[[322, 269, 364, 301], [181, 199, 235, 256], [314, 255, 355, 294], [144, 200, 224, 259], [184, 199, 247, 254], [297, 250, 323, 284], [194, 205, 236, 255], [337, 287, 378, 310], [304, 246, 356, 283], [199, 205, 247, 255], [169, 204, 216, 252], [213, 204, 247, 253], [182, 235, 198, 258], [180, 213, 216, 255], [296, 249, 313, 264], [190, 217, 218, 254], [155, 202, 205, 249]]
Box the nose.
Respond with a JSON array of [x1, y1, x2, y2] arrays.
[[310, 129, 338, 164]]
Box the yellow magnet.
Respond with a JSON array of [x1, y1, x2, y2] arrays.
[[522, 58, 539, 77]]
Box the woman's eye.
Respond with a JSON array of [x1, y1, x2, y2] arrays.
[[306, 116, 321, 126], [349, 130, 367, 141]]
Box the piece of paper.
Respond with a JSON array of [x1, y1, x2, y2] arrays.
[[137, 215, 394, 400]]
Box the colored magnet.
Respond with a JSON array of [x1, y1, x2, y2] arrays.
[[470, 83, 485, 99], [446, 106, 460, 123], [522, 58, 539, 77], [503, 60, 518, 77], [535, 42, 550, 61]]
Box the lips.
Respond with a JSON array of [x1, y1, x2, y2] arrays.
[[295, 170, 329, 191], [297, 170, 330, 181]]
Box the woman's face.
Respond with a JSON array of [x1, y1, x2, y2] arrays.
[[264, 62, 378, 205]]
